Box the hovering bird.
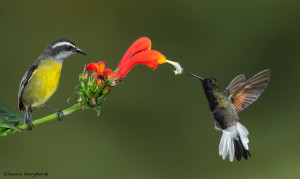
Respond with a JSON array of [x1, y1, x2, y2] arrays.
[[18, 39, 86, 130], [188, 70, 270, 161]]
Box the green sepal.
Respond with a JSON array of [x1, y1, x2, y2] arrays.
[[76, 85, 84, 90], [67, 97, 74, 103], [108, 77, 122, 83], [112, 68, 119, 74], [76, 91, 84, 96]]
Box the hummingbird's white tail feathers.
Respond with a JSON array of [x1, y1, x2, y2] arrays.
[[219, 122, 251, 162], [219, 126, 236, 161], [236, 122, 249, 150]]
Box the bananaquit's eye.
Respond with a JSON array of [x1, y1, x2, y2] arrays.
[[67, 46, 72, 50]]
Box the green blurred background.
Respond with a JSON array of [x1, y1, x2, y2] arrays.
[[0, 0, 299, 178]]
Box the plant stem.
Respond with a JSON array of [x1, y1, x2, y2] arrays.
[[94, 84, 106, 99], [0, 103, 83, 138]]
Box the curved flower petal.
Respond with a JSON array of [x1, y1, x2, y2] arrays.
[[103, 69, 113, 77], [109, 50, 165, 79], [85, 63, 100, 73], [97, 61, 106, 74], [117, 37, 152, 69]]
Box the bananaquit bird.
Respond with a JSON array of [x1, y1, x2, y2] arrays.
[[18, 39, 86, 130]]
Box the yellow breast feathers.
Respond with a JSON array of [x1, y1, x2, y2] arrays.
[[22, 60, 62, 108]]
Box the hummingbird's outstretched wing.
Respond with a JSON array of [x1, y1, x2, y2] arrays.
[[229, 70, 270, 112], [223, 74, 245, 97]]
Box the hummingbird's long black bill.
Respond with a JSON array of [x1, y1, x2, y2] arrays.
[[74, 47, 87, 56], [187, 73, 204, 81]]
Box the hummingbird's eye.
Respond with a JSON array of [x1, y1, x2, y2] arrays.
[[208, 78, 213, 83]]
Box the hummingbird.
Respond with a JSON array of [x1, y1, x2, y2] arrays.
[[188, 70, 270, 162]]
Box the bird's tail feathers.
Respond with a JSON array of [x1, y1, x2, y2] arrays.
[[219, 122, 251, 162]]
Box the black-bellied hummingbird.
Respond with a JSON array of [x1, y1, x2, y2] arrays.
[[188, 70, 270, 162]]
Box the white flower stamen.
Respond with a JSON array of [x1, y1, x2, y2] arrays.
[[166, 60, 183, 75]]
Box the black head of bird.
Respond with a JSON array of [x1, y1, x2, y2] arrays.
[[41, 38, 86, 62], [187, 73, 219, 90], [187, 73, 221, 105], [188, 70, 270, 162]]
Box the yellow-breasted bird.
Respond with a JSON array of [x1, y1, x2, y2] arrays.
[[18, 39, 86, 130]]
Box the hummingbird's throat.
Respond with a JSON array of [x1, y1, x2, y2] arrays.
[[202, 86, 220, 111]]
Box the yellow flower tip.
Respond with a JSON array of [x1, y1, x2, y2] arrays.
[[157, 54, 167, 64], [166, 60, 183, 75]]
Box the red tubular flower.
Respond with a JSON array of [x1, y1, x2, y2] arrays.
[[108, 50, 166, 80], [85, 61, 112, 87], [85, 37, 183, 87], [108, 37, 183, 85], [117, 37, 151, 69]]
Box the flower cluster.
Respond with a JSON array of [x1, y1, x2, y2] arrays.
[[86, 37, 183, 86], [73, 37, 183, 115]]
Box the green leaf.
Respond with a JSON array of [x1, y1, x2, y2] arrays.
[[0, 103, 22, 132], [0, 119, 21, 132]]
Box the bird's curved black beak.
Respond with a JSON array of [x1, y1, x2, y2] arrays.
[[187, 73, 204, 81], [74, 47, 87, 56]]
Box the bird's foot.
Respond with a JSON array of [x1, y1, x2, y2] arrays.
[[26, 119, 34, 131], [56, 109, 64, 121], [44, 105, 64, 121]]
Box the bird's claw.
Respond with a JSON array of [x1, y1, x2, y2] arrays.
[[56, 109, 64, 121], [26, 119, 34, 131], [43, 105, 64, 121]]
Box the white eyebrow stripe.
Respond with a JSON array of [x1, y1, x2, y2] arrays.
[[52, 42, 75, 49]]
